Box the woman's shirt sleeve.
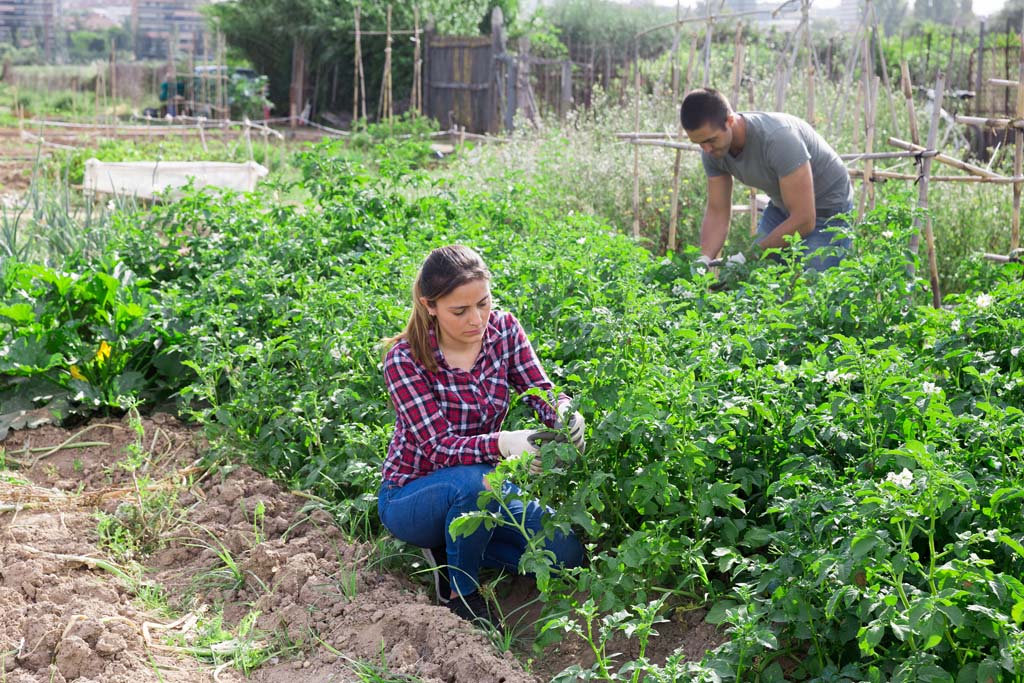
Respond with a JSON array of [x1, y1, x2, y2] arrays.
[[384, 346, 502, 470]]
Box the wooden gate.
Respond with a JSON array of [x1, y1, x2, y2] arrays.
[[424, 34, 497, 134]]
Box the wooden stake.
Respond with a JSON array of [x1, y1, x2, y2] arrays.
[[701, 1, 713, 87], [1013, 15, 1024, 251], [633, 43, 641, 239], [804, 0, 814, 123], [900, 61, 920, 145], [353, 4, 363, 122], [861, 76, 879, 214], [888, 136, 999, 177], [667, 2, 683, 253], [684, 34, 697, 95], [110, 39, 118, 128], [910, 69, 946, 309], [411, 6, 422, 114], [749, 188, 758, 236], [383, 5, 393, 121], [730, 23, 744, 108]]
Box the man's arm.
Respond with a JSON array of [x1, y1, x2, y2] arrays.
[[756, 161, 816, 251], [700, 174, 733, 259]]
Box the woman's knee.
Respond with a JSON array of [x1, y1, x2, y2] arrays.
[[549, 530, 585, 569]]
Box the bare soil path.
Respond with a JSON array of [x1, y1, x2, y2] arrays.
[[1, 413, 723, 683]]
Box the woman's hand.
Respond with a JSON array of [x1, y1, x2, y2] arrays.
[[556, 400, 586, 453]]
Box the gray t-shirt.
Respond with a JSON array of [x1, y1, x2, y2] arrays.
[[701, 112, 853, 214]]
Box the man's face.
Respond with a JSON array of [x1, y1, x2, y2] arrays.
[[685, 115, 734, 159]]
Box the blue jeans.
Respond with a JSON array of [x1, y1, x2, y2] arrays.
[[377, 464, 584, 597], [757, 201, 853, 272]]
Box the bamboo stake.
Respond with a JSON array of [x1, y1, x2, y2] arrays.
[[353, 4, 367, 122], [730, 22, 744, 107], [900, 61, 920, 145], [1013, 15, 1024, 250], [110, 39, 118, 129], [954, 114, 1024, 128], [632, 44, 642, 239], [868, 3, 900, 134], [852, 79, 863, 149], [383, 4, 394, 121], [911, 69, 946, 308], [411, 6, 422, 114], [848, 169, 1022, 182], [888, 136, 1000, 177], [684, 34, 697, 95], [668, 0, 683, 253], [803, 0, 814, 122], [829, 3, 868, 138], [749, 188, 758, 236], [860, 76, 879, 215], [671, 0, 681, 100], [701, 0, 713, 87]]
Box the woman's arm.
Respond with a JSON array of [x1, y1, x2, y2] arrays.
[[504, 314, 564, 427]]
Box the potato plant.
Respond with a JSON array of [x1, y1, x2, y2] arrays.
[[2, 138, 1023, 682]]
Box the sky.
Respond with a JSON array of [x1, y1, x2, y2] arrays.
[[608, 0, 1009, 17]]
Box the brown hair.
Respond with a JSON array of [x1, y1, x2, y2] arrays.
[[384, 245, 491, 372], [680, 88, 733, 132]]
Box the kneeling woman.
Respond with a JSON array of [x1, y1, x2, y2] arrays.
[[378, 244, 585, 628]]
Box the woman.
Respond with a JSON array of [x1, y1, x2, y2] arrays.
[[378, 244, 585, 628]]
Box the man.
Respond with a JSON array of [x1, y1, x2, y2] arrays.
[[681, 88, 854, 272]]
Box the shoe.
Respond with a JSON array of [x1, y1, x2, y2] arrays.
[[420, 546, 451, 606], [448, 591, 502, 632]]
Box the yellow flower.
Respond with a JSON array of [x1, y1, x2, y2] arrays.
[[96, 340, 112, 364], [69, 365, 86, 381]]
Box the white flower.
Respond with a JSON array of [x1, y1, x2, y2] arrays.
[[577, 237, 586, 245], [330, 346, 342, 361], [951, 319, 961, 333], [1012, 347, 1021, 358], [712, 312, 725, 321], [885, 468, 914, 489], [922, 381, 941, 395], [975, 293, 993, 308], [825, 370, 855, 385], [774, 361, 787, 373], [881, 230, 894, 239]]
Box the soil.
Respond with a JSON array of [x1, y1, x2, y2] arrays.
[[0, 413, 725, 682]]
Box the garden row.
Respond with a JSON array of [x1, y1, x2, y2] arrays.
[[2, 138, 1024, 682]]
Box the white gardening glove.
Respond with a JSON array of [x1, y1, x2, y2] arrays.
[[693, 254, 714, 272], [556, 400, 586, 454], [498, 430, 541, 459], [726, 252, 746, 266]]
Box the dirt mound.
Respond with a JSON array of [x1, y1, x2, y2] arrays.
[[1, 413, 724, 682]]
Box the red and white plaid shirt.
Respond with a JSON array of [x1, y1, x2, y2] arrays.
[[382, 310, 562, 486]]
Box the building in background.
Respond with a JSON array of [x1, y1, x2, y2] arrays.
[[1, 0, 57, 59], [132, 0, 209, 60]]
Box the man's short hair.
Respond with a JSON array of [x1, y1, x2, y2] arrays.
[[680, 89, 732, 131]]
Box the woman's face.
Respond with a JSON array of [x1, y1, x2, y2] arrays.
[[423, 278, 491, 348]]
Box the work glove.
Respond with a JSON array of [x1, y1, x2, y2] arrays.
[[556, 400, 586, 453], [498, 430, 541, 459], [710, 249, 757, 292], [692, 254, 715, 276], [527, 430, 567, 474]]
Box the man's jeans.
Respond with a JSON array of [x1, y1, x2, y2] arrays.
[[757, 201, 854, 272], [378, 463, 583, 597]]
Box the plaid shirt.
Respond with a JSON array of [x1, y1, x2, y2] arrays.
[[382, 310, 562, 486]]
